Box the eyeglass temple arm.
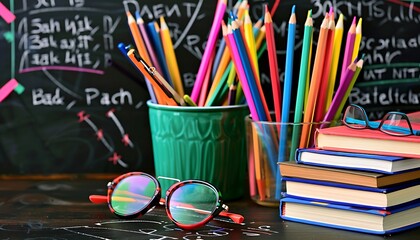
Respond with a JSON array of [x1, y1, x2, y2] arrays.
[[219, 211, 244, 223], [89, 195, 108, 204], [160, 198, 244, 224]]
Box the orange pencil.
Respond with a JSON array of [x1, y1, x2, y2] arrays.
[[126, 11, 164, 103], [126, 11, 151, 65], [252, 123, 266, 201], [299, 14, 329, 148], [314, 13, 335, 123]]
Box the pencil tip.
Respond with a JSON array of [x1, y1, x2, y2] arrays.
[[308, 9, 312, 18], [292, 5, 295, 14], [352, 16, 356, 24], [361, 53, 365, 60]]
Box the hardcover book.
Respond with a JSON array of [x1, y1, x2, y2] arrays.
[[295, 148, 420, 174], [282, 177, 420, 208], [280, 197, 420, 234], [315, 124, 420, 158]]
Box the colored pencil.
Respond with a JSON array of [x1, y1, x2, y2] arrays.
[[332, 55, 365, 122], [126, 11, 151, 65], [276, 5, 296, 199], [160, 16, 184, 96], [264, 6, 282, 123], [339, 16, 356, 85], [135, 12, 162, 75], [126, 11, 166, 103], [325, 13, 344, 111], [228, 78, 238, 105], [244, 9, 259, 77], [206, 21, 232, 106], [146, 21, 173, 86], [352, 18, 363, 62], [322, 59, 358, 123], [232, 19, 268, 121], [225, 22, 259, 120], [198, 49, 216, 106], [252, 123, 266, 201], [314, 12, 336, 123], [289, 10, 313, 160], [190, 0, 227, 102], [299, 14, 329, 148], [280, 5, 296, 124]]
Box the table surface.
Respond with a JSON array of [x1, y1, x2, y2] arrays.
[[0, 177, 419, 240]]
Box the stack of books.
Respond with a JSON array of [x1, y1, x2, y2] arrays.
[[278, 118, 420, 235]]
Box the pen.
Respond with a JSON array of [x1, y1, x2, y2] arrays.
[[138, 58, 186, 106]]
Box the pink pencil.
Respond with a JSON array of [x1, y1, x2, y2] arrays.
[[190, 0, 227, 102]]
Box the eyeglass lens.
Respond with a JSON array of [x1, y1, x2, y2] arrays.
[[344, 105, 368, 128], [168, 183, 218, 225], [381, 114, 412, 136], [110, 175, 157, 216]]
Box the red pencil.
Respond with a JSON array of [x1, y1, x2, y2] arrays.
[[264, 6, 282, 123], [313, 12, 336, 123]]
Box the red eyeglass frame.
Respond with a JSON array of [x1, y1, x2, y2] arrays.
[[89, 172, 244, 230]]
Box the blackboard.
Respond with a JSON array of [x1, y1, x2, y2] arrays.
[[0, 0, 419, 174]]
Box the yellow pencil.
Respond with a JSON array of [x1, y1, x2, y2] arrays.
[[244, 9, 259, 78], [352, 18, 362, 62], [159, 16, 184, 96], [325, 13, 344, 112]]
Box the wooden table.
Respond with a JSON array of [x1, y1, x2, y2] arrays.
[[0, 177, 419, 239]]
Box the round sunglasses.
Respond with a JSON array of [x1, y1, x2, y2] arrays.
[[89, 172, 244, 230]]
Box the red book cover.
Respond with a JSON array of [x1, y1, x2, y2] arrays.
[[315, 112, 420, 158]]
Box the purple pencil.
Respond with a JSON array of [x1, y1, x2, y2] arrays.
[[323, 60, 357, 122]]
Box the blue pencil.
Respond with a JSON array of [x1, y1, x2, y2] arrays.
[[231, 19, 266, 121], [118, 42, 157, 103], [277, 6, 296, 199], [146, 21, 173, 87], [212, 39, 226, 79]]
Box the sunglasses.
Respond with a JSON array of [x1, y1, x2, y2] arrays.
[[343, 104, 420, 136], [89, 172, 244, 230]]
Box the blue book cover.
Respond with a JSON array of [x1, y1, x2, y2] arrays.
[[280, 197, 420, 235], [295, 148, 420, 174]]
